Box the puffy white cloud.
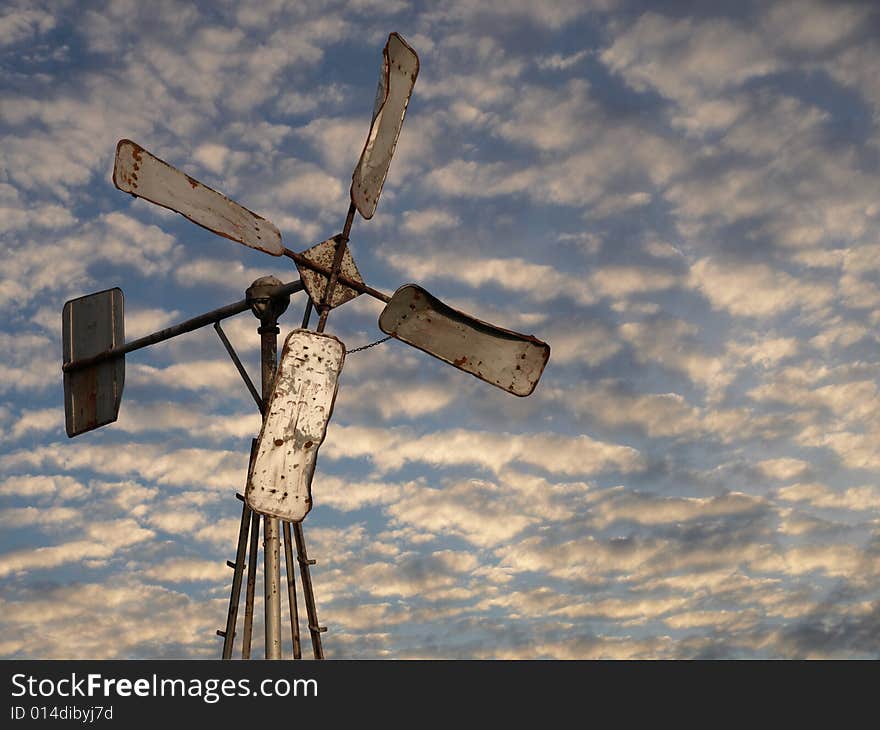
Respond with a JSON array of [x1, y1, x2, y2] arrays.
[[601, 13, 778, 105], [0, 474, 87, 501], [763, 0, 868, 52], [689, 258, 835, 319], [777, 482, 880, 512], [0, 519, 154, 578], [436, 0, 614, 29], [0, 6, 56, 47], [144, 558, 230, 583], [2, 443, 250, 491], [323, 424, 643, 477], [400, 208, 461, 236], [9, 408, 62, 440], [756, 458, 811, 482], [536, 49, 590, 71], [619, 319, 731, 394], [0, 580, 220, 658], [542, 322, 621, 367], [551, 384, 703, 439], [380, 248, 597, 305], [0, 505, 81, 528]]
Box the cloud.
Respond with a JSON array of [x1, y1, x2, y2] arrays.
[[756, 458, 811, 482], [400, 208, 461, 236], [144, 558, 230, 583], [496, 79, 599, 152], [438, 0, 613, 29], [689, 258, 835, 319], [542, 322, 621, 367], [619, 319, 730, 394], [129, 360, 252, 394], [312, 474, 407, 512], [550, 383, 703, 439], [536, 49, 590, 71], [0, 505, 81, 528], [0, 212, 181, 312], [385, 475, 578, 548], [0, 201, 76, 234], [0, 474, 87, 501], [0, 518, 154, 578], [0, 5, 56, 47], [347, 550, 481, 599], [172, 259, 285, 291], [296, 116, 368, 177], [763, 0, 869, 53], [337, 379, 458, 420], [754, 543, 880, 579], [324, 424, 644, 476], [2, 443, 250, 491], [601, 12, 778, 105], [116, 402, 261, 441], [380, 248, 597, 306], [9, 408, 62, 440], [0, 580, 220, 659], [589, 488, 766, 529], [777, 482, 880, 512]]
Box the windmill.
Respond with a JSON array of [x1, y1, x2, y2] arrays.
[[62, 32, 550, 660]]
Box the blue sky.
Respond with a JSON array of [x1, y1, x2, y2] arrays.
[[2, 0, 880, 659]]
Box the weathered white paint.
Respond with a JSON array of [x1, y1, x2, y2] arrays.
[[350, 32, 419, 220], [378, 284, 550, 397], [113, 139, 283, 256], [246, 330, 345, 522], [296, 236, 364, 309]]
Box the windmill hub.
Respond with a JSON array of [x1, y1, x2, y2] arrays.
[[246, 275, 290, 322]]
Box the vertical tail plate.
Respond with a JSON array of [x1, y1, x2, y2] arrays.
[[62, 288, 125, 437], [246, 330, 345, 522]]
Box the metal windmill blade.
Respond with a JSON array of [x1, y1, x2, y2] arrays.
[[245, 329, 346, 523], [113, 139, 283, 256], [350, 32, 419, 220], [379, 284, 550, 397]]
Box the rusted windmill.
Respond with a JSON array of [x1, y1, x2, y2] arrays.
[[62, 32, 550, 660]]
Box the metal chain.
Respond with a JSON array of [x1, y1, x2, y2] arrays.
[[345, 335, 392, 354]]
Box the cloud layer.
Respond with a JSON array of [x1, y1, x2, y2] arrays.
[[1, 0, 879, 659]]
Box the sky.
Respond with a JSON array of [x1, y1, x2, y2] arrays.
[[1, 0, 880, 660]]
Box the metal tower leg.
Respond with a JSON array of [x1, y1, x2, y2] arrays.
[[241, 511, 260, 659], [219, 492, 252, 659], [283, 521, 302, 659], [293, 522, 326, 659]]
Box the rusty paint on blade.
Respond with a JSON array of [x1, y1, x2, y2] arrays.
[[378, 284, 550, 397], [246, 330, 345, 522], [295, 236, 365, 309], [350, 32, 419, 220], [62, 288, 125, 437], [113, 139, 283, 256]]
